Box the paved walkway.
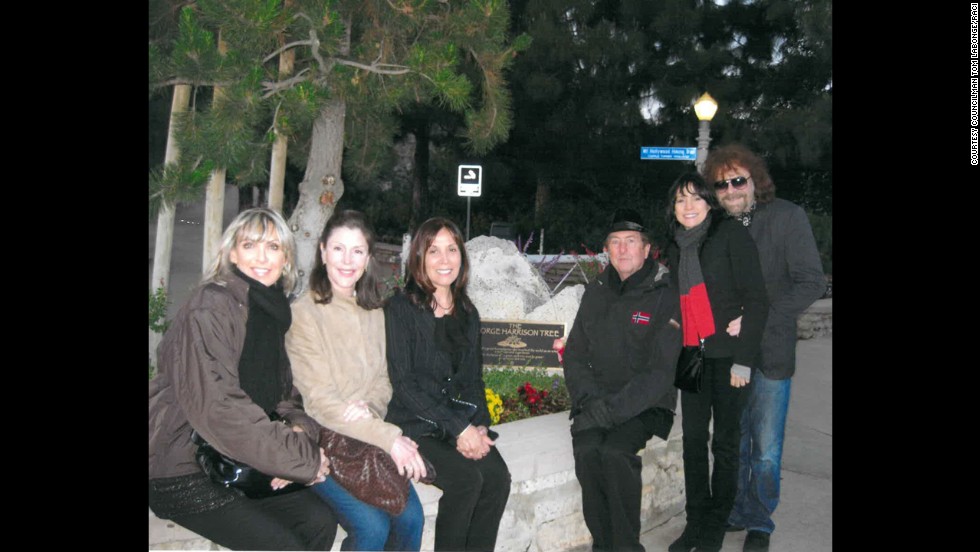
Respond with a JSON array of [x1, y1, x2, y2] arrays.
[[640, 335, 832, 551]]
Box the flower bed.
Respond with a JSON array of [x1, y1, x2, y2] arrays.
[[483, 367, 571, 424]]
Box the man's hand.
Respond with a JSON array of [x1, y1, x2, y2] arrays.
[[572, 399, 615, 432]]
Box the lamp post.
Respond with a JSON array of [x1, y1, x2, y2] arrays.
[[694, 92, 718, 174]]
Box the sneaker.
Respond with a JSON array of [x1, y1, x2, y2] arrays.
[[668, 524, 701, 552], [743, 530, 770, 552], [725, 523, 746, 532]]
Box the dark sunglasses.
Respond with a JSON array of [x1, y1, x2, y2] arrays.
[[713, 176, 750, 191]]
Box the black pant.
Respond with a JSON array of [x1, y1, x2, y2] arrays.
[[572, 407, 673, 552], [680, 356, 747, 530], [416, 435, 511, 551], [169, 487, 338, 550]]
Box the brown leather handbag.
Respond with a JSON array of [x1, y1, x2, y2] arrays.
[[318, 427, 436, 516]]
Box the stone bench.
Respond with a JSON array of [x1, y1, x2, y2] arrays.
[[150, 412, 685, 551]]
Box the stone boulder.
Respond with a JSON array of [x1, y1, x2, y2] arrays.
[[466, 236, 552, 320], [525, 284, 585, 337]]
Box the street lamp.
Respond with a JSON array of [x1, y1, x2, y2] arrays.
[[694, 92, 718, 174]]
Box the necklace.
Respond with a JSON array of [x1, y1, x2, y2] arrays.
[[433, 296, 454, 314]]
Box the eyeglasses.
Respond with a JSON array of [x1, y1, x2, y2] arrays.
[[713, 176, 750, 191]]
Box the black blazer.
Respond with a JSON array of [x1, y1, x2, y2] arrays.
[[383, 291, 492, 440], [667, 215, 769, 367]]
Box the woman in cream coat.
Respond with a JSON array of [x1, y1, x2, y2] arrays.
[[286, 210, 426, 551]]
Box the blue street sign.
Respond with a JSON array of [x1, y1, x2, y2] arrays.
[[640, 147, 697, 161]]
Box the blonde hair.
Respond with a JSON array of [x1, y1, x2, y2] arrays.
[[202, 208, 298, 293]]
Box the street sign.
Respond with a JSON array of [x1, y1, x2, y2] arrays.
[[457, 164, 482, 197], [640, 147, 697, 161]]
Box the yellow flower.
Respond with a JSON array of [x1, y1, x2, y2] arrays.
[[485, 388, 503, 425]]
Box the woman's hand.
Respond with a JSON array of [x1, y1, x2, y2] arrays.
[[390, 436, 427, 482], [726, 315, 743, 337], [306, 447, 331, 486], [456, 425, 492, 460], [270, 477, 292, 491], [343, 399, 373, 422]]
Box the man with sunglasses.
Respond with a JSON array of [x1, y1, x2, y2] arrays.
[[702, 144, 825, 552]]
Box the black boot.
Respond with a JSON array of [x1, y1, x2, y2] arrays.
[[743, 530, 770, 552], [668, 523, 701, 552], [693, 524, 725, 552]]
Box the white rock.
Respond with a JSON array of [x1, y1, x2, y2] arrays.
[[525, 284, 585, 337], [466, 236, 552, 320]]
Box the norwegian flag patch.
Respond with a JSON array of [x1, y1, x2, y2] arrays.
[[631, 311, 651, 325]]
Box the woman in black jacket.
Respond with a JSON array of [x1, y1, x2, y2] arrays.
[[664, 173, 769, 552], [384, 217, 511, 552]]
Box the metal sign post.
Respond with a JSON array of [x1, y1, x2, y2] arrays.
[[457, 164, 482, 241]]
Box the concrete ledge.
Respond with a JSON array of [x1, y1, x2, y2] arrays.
[[150, 412, 684, 551], [797, 299, 832, 340]]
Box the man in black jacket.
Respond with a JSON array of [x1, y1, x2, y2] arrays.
[[703, 144, 825, 552], [564, 209, 683, 552]]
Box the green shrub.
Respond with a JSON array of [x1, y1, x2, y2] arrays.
[[149, 286, 170, 380], [149, 286, 171, 334]]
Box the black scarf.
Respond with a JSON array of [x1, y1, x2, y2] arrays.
[[233, 267, 292, 414]]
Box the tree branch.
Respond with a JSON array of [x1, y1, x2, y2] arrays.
[[151, 78, 235, 90], [263, 40, 316, 64], [333, 58, 411, 75], [261, 68, 312, 97]]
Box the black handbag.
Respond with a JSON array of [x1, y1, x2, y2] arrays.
[[674, 338, 705, 393], [191, 429, 307, 499]]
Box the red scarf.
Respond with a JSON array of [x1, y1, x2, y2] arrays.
[[680, 282, 715, 346]]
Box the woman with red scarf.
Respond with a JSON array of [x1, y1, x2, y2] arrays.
[[664, 172, 769, 552]]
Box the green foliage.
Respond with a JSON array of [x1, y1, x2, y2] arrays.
[[150, 0, 524, 188], [149, 287, 171, 335], [149, 155, 212, 218]]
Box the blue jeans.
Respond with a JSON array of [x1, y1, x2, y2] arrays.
[[728, 371, 791, 535], [310, 476, 423, 551]]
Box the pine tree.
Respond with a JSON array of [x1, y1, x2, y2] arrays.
[[150, 0, 529, 291]]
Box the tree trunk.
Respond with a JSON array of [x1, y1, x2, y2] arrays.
[[534, 176, 550, 227], [287, 99, 346, 295], [150, 83, 191, 366], [202, 169, 227, 269], [409, 120, 430, 233], [202, 31, 228, 272], [268, 19, 295, 213]]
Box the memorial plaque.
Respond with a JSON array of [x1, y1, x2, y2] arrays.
[[480, 319, 565, 369]]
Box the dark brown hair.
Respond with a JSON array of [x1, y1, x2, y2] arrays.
[[308, 210, 384, 309], [702, 143, 776, 204], [664, 171, 724, 240], [403, 217, 475, 315]]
